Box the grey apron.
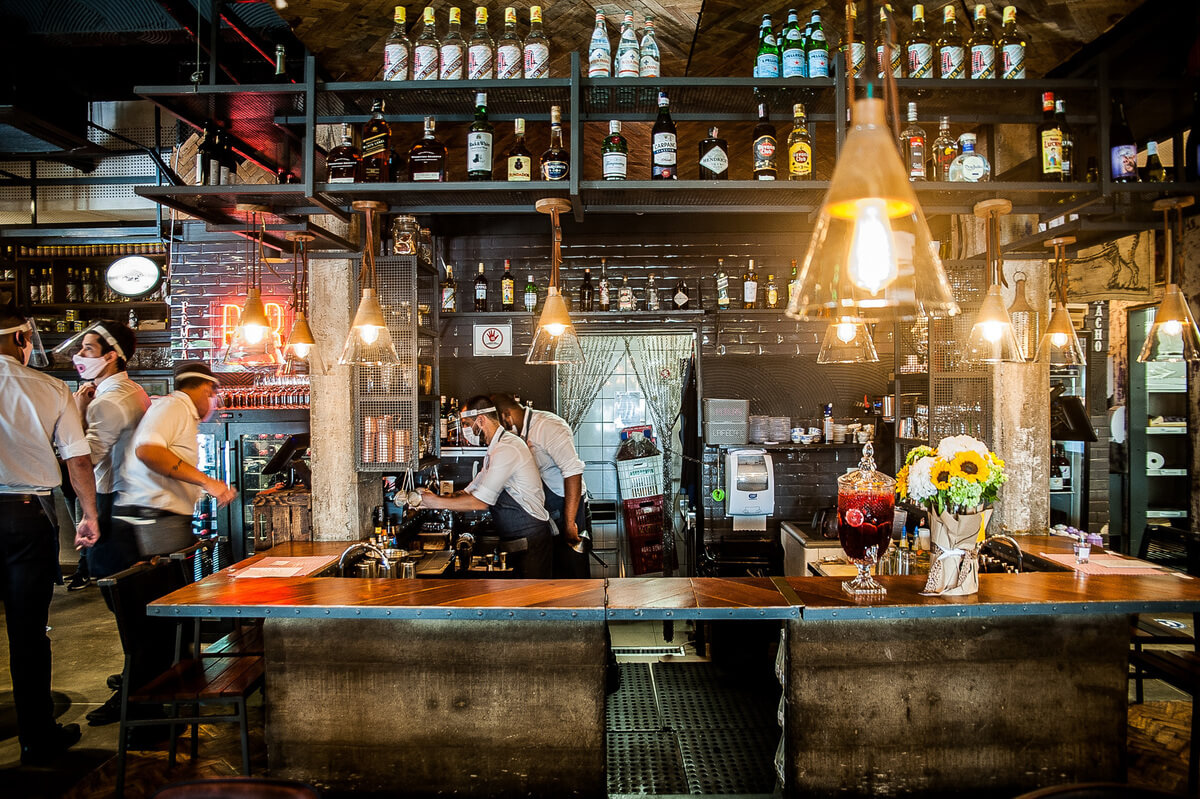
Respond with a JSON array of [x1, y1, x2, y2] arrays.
[[490, 488, 553, 579], [544, 484, 591, 579]]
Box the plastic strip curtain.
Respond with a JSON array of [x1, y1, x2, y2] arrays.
[[557, 335, 623, 429], [624, 333, 694, 575]]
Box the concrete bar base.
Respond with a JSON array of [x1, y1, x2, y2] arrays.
[[784, 614, 1129, 798], [263, 618, 607, 797]]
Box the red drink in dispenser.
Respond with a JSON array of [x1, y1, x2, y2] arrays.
[[837, 488, 895, 561]]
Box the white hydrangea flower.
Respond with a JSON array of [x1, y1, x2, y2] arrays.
[[906, 456, 938, 503], [936, 435, 990, 462]]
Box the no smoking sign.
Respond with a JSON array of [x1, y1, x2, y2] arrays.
[[473, 324, 512, 356]]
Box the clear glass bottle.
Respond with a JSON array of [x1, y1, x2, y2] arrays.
[[501, 260, 515, 310], [698, 127, 729, 180], [948, 132, 990, 181], [900, 102, 926, 181], [651, 92, 677, 179], [439, 6, 465, 79], [618, 275, 635, 311], [755, 15, 780, 78], [413, 7, 440, 80], [523, 6, 550, 78], [408, 116, 447, 182], [639, 15, 660, 78], [765, 274, 779, 308], [496, 7, 523, 79], [930, 115, 956, 181], [743, 262, 759, 309], [327, 123, 360, 183], [588, 11, 611, 77], [998, 5, 1025, 79], [806, 11, 829, 78], [937, 4, 966, 79], [507, 118, 532, 181], [615, 11, 639, 78], [384, 5, 411, 81], [440, 263, 457, 311], [467, 7, 494, 80], [787, 103, 812, 180], [906, 4, 933, 79], [781, 9, 806, 79], [968, 4, 995, 79], [598, 258, 611, 311], [467, 91, 494, 180], [540, 106, 569, 180], [602, 120, 628, 180], [646, 274, 660, 311]]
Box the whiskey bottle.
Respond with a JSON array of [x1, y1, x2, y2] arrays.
[[876, 6, 903, 78], [900, 102, 926, 181], [602, 120, 628, 180], [937, 5, 965, 79], [646, 274, 660, 311], [765, 274, 779, 309], [580, 268, 595, 311], [787, 103, 812, 180], [327, 123, 361, 183], [496, 7, 523, 79], [588, 11, 611, 77], [698, 127, 729, 180], [781, 9, 806, 79], [408, 116, 447, 181], [1110, 100, 1138, 183], [524, 274, 538, 311], [507, 118, 532, 181], [844, 3, 867, 78], [474, 262, 488, 311], [439, 7, 465, 79], [540, 106, 569, 181], [413, 7, 440, 80], [930, 116, 956, 181], [752, 101, 777, 180], [384, 6, 411, 81], [639, 16, 661, 77], [467, 92, 494, 180], [523, 6, 550, 78], [968, 4, 995, 79], [618, 275, 634, 311], [1145, 140, 1167, 183], [64, 267, 78, 303], [716, 259, 730, 309], [755, 15, 780, 78], [468, 7, 494, 79], [440, 263, 457, 311], [615, 11, 640, 78], [807, 11, 829, 78], [273, 44, 289, 83], [673, 279, 690, 310], [651, 92, 677, 179], [361, 100, 391, 182], [1038, 92, 1063, 181], [998, 6, 1025, 79], [81, 266, 95, 303], [947, 133, 990, 181], [195, 120, 218, 185], [501, 260, 515, 310], [743, 262, 759, 309], [598, 258, 611, 311], [1055, 99, 1074, 181], [906, 4, 933, 79]]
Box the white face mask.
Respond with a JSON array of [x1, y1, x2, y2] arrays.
[[72, 353, 110, 380], [462, 422, 481, 447]]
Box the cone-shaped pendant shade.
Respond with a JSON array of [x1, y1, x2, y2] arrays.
[[817, 316, 880, 363], [964, 284, 1027, 363], [224, 288, 281, 366], [1035, 302, 1086, 365], [339, 288, 400, 365], [281, 312, 326, 375], [1007, 277, 1041, 364], [787, 98, 959, 322], [526, 288, 583, 365], [1138, 283, 1200, 362]]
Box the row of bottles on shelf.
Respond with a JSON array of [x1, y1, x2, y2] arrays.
[[384, 5, 554, 81], [218, 378, 311, 410], [25, 265, 163, 306], [12, 243, 166, 258], [1049, 444, 1073, 491]]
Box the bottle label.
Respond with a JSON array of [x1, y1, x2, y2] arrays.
[[411, 155, 443, 181], [362, 132, 388, 160], [1001, 44, 1025, 79], [908, 43, 933, 78], [1041, 130, 1064, 175], [384, 44, 408, 80], [467, 132, 493, 173], [468, 45, 494, 79], [754, 135, 777, 174], [716, 275, 729, 305], [907, 136, 926, 178], [599, 282, 609, 307], [441, 287, 456, 310], [619, 287, 633, 310], [439, 46, 464, 79], [502, 282, 515, 305], [699, 145, 729, 175], [756, 53, 780, 78], [617, 47, 640, 77], [940, 46, 965, 78], [971, 45, 995, 79], [507, 155, 531, 181], [542, 159, 568, 180], [1111, 144, 1138, 180], [475, 284, 487, 300], [414, 45, 439, 79], [961, 154, 988, 181], [744, 281, 757, 303], [327, 155, 359, 183], [782, 45, 805, 78], [524, 43, 549, 78], [603, 152, 628, 179], [878, 46, 903, 77], [807, 48, 829, 78], [674, 290, 687, 307], [497, 45, 523, 78], [639, 52, 660, 78], [588, 42, 612, 76], [767, 286, 778, 306], [788, 279, 800, 305], [848, 42, 867, 77], [788, 141, 812, 177], [653, 133, 677, 166], [524, 291, 536, 311]]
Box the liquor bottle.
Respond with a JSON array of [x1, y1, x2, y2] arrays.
[[1056, 99, 1074, 181], [408, 116, 447, 181], [439, 7, 465, 79], [81, 266, 95, 303], [906, 4, 933, 79], [930, 116, 956, 181], [1037, 92, 1063, 181], [523, 6, 550, 78], [618, 275, 634, 311], [195, 120, 219, 185], [474, 263, 488, 311], [947, 132, 990, 181], [968, 4, 995, 79], [468, 7, 494, 80], [876, 6, 903, 78], [651, 92, 677, 180], [844, 3, 867, 78], [781, 9, 806, 79], [716, 259, 730, 309], [698, 127, 729, 180], [752, 101, 777, 180], [743, 262, 759, 309], [64, 267, 77, 303], [998, 5, 1025, 79], [787, 260, 800, 306], [755, 15, 780, 78], [496, 7, 523, 79], [602, 120, 628, 180], [1145, 140, 1167, 183], [673, 279, 690, 309], [1110, 100, 1139, 183], [1049, 445, 1063, 491], [42, 267, 52, 304], [900, 102, 926, 181], [501, 260, 516, 310], [787, 103, 812, 180], [1084, 157, 1099, 183], [440, 263, 457, 311], [384, 6, 411, 81], [937, 5, 966, 79], [806, 11, 829, 78], [467, 92, 494, 180], [414, 7, 440, 80], [540, 106, 569, 180], [646, 274, 660, 311], [327, 123, 361, 183], [765, 274, 779, 309], [216, 128, 235, 185], [640, 16, 661, 77], [361, 99, 391, 182], [598, 258, 611, 311], [1059, 445, 1072, 490], [588, 11, 611, 77], [273, 44, 289, 83], [615, 11, 639, 78], [580, 268, 595, 311], [507, 118, 532, 181]]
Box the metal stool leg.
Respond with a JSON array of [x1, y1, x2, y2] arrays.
[[238, 697, 251, 776]]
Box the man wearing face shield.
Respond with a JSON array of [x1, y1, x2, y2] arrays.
[[0, 306, 100, 764], [418, 396, 553, 578]]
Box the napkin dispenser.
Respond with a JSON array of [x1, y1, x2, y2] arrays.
[[725, 449, 774, 517]]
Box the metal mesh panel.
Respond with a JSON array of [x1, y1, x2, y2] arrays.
[[927, 260, 992, 446], [355, 254, 420, 472], [930, 376, 991, 441]]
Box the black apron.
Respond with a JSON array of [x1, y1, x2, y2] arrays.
[[490, 488, 553, 579], [544, 483, 591, 579]]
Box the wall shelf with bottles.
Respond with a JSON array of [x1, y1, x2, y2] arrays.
[[309, 79, 573, 122], [314, 181, 571, 214], [580, 75, 838, 121]]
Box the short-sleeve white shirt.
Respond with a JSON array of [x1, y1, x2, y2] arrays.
[[117, 391, 202, 516], [465, 428, 549, 522], [0, 354, 91, 493], [520, 408, 586, 498], [86, 372, 151, 494]]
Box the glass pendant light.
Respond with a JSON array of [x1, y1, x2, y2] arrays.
[[527, 197, 583, 365], [340, 200, 400, 366], [224, 205, 281, 366], [1034, 236, 1086, 365], [1006, 270, 1041, 362], [964, 199, 1026, 363], [281, 231, 325, 375], [1138, 195, 1200, 363], [817, 314, 880, 363]]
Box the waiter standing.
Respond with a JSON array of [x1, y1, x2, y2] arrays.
[[491, 393, 591, 579], [419, 396, 552, 578], [0, 307, 99, 764]]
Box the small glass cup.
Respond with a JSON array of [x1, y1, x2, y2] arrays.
[[1073, 541, 1091, 564]]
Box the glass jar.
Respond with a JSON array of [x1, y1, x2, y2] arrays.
[[391, 214, 419, 255], [836, 443, 896, 596]]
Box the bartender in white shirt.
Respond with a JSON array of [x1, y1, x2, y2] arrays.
[[491, 393, 590, 579], [0, 306, 99, 764], [418, 395, 553, 578]]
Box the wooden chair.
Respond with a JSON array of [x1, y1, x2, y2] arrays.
[[152, 777, 318, 799], [1130, 525, 1200, 701], [169, 539, 264, 661], [98, 557, 265, 797]]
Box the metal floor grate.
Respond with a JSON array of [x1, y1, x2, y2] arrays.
[[676, 728, 780, 795], [653, 663, 777, 732], [607, 731, 690, 796], [607, 662, 660, 732]]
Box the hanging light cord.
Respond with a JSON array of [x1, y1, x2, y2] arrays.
[[360, 209, 378, 292], [880, 4, 901, 140], [549, 207, 562, 291], [1053, 242, 1068, 306]]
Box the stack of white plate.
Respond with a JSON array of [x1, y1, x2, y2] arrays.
[[832, 424, 848, 443], [769, 417, 791, 443], [749, 415, 770, 443]]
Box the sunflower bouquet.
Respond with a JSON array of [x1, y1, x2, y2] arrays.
[[896, 435, 1007, 516]]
